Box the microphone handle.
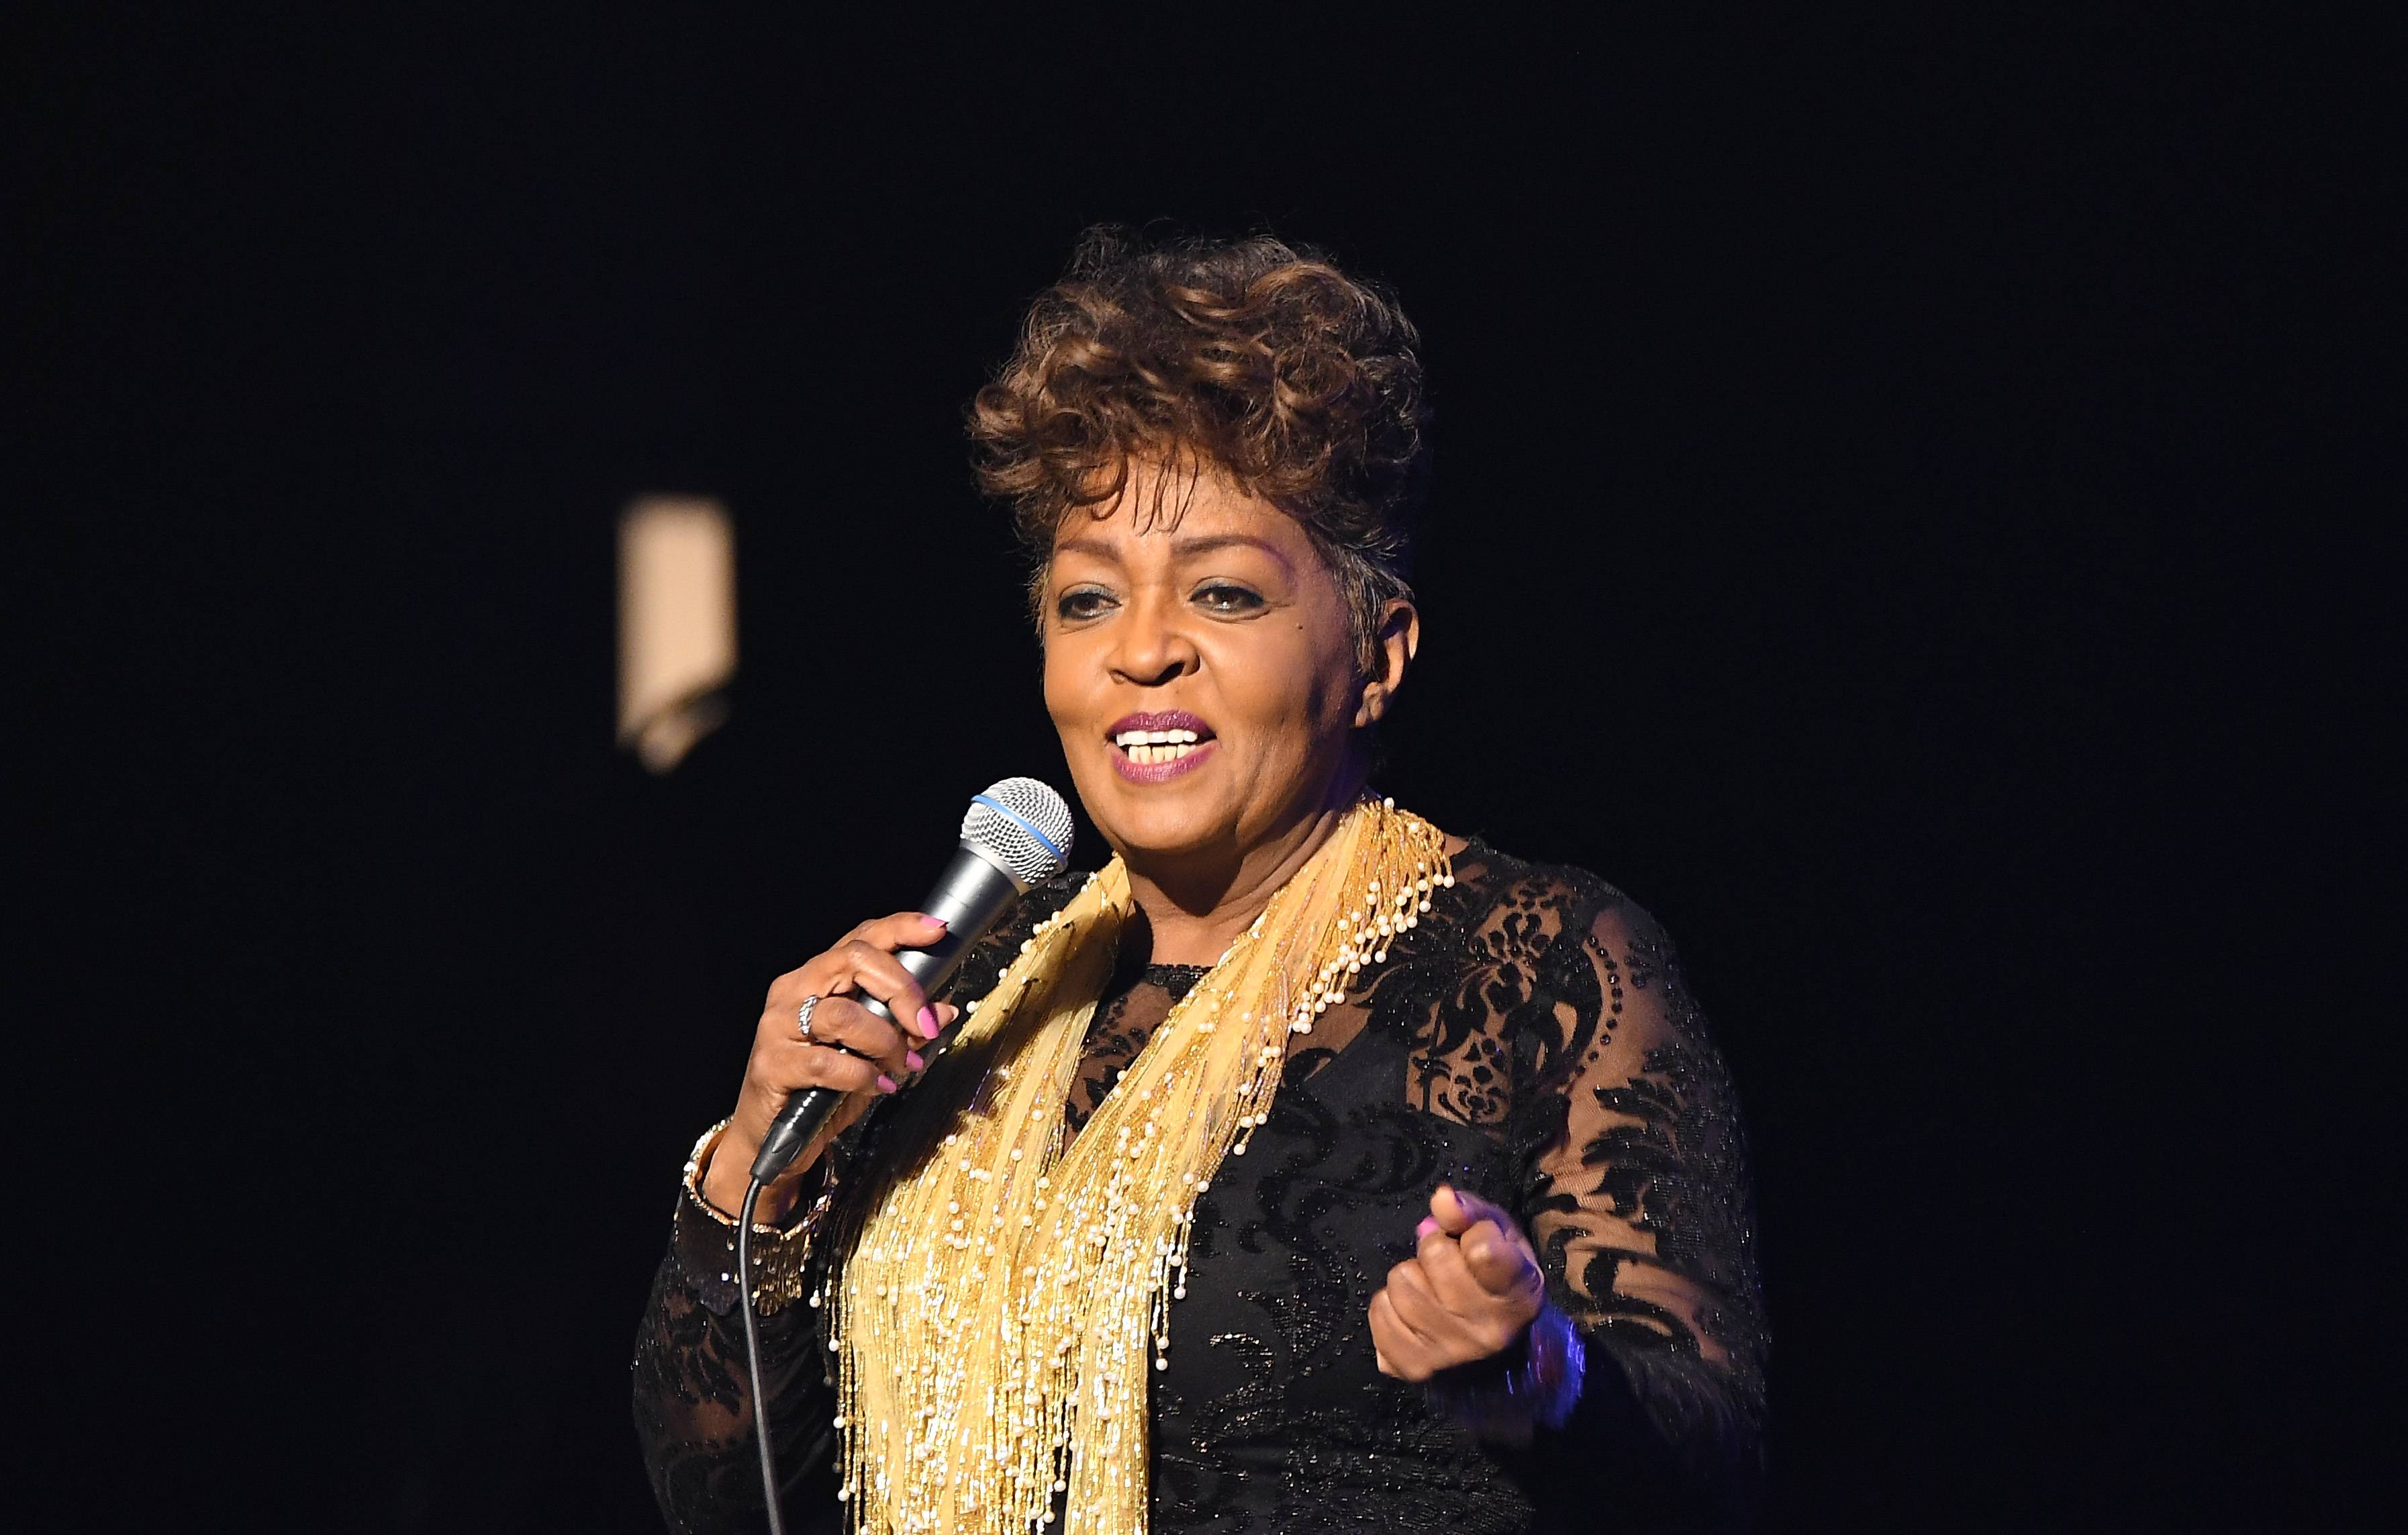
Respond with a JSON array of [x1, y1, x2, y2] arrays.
[[748, 842, 1026, 1183]]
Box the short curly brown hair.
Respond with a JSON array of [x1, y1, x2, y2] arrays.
[[969, 228, 1431, 678]]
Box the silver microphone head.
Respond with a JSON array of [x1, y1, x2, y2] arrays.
[[960, 778, 1075, 889]]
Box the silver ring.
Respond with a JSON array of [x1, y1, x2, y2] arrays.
[[796, 994, 822, 1041]]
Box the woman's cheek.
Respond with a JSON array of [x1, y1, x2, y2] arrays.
[[1039, 644, 1091, 739]]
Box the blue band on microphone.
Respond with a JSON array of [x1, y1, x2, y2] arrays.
[[971, 793, 1066, 862]]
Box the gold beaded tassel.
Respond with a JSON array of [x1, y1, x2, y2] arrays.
[[836, 798, 1453, 1535], [832, 872, 1122, 1530]]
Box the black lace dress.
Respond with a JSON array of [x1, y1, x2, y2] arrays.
[[633, 839, 1767, 1533]]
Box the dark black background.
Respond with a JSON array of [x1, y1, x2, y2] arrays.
[[13, 6, 2393, 1532]]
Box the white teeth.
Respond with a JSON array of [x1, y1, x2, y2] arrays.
[[1112, 728, 1203, 750], [1120, 738, 1203, 765]]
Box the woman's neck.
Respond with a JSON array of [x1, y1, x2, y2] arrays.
[[1119, 776, 1362, 966]]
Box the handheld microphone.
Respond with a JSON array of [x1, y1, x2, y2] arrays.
[[737, 776, 1072, 1534], [746, 777, 1074, 1184]]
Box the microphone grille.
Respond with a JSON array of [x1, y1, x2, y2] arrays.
[[961, 778, 1075, 888]]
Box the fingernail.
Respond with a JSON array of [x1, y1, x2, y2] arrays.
[[918, 1005, 941, 1039], [906, 1051, 925, 1072], [1416, 1217, 1439, 1240], [877, 1074, 898, 1094], [922, 915, 949, 929]]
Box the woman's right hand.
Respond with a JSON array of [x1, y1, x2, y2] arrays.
[[700, 911, 961, 1222]]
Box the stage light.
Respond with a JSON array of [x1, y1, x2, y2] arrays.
[[618, 496, 734, 773]]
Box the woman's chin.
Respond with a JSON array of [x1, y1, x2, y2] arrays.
[[1082, 785, 1237, 866]]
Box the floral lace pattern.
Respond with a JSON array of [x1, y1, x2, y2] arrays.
[[633, 839, 1766, 1532]]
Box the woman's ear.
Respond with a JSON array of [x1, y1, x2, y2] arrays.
[[1355, 599, 1421, 727]]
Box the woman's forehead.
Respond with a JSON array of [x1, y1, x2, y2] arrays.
[[1051, 469, 1305, 562]]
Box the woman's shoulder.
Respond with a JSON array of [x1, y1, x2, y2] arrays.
[[1443, 833, 1676, 960], [1431, 834, 1718, 1066]]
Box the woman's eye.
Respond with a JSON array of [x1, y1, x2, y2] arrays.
[[1194, 583, 1264, 614], [1055, 588, 1114, 622]]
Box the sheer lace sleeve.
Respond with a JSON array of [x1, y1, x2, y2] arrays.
[[630, 1156, 844, 1534], [1536, 893, 1766, 1504], [1414, 850, 1768, 1528]]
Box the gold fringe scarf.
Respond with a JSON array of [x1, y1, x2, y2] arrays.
[[827, 796, 1453, 1535]]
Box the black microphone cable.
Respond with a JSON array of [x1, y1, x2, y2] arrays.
[[738, 1178, 788, 1535]]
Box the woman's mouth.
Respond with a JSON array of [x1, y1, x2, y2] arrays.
[[1107, 712, 1216, 782]]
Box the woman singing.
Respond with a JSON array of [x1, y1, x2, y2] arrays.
[[633, 231, 1767, 1534]]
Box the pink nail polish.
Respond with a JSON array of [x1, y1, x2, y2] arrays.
[[923, 915, 949, 929], [918, 1005, 941, 1039], [1416, 1217, 1439, 1240], [877, 1074, 898, 1094], [906, 1051, 925, 1072]]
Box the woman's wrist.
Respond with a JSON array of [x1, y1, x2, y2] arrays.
[[1424, 1303, 1586, 1436], [687, 1119, 833, 1227], [695, 1117, 813, 1224], [674, 1120, 842, 1317]]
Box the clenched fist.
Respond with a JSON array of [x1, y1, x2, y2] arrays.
[[1368, 1184, 1546, 1381]]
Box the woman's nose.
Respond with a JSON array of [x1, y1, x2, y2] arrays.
[[1106, 594, 1198, 686]]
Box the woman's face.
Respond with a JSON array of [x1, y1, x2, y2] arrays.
[[1041, 464, 1398, 870]]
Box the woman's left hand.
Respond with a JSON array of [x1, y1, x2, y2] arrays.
[[1369, 1184, 1547, 1381]]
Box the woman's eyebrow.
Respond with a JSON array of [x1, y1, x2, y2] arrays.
[[1053, 535, 1120, 563], [1169, 532, 1292, 569], [1053, 532, 1294, 569]]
